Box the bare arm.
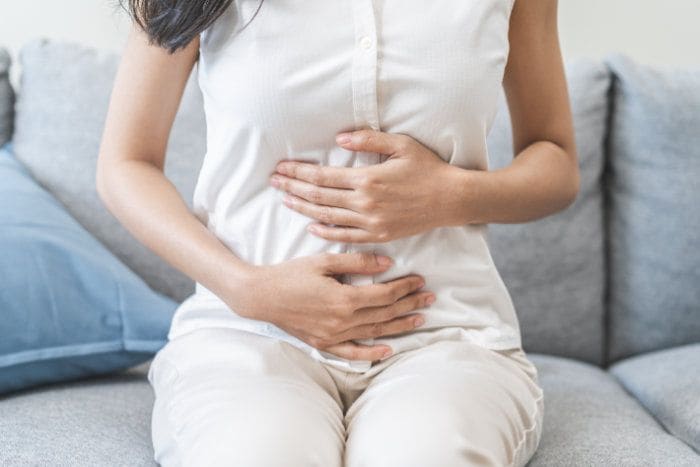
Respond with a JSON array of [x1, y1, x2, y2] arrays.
[[96, 23, 254, 305], [449, 0, 580, 224]]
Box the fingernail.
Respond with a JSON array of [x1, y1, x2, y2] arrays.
[[377, 255, 393, 266], [413, 316, 425, 327], [426, 295, 436, 305], [336, 133, 352, 145], [382, 348, 393, 358]]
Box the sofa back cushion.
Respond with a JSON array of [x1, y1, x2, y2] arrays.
[[0, 48, 14, 146], [486, 58, 611, 365], [12, 39, 206, 303], [605, 54, 700, 363]]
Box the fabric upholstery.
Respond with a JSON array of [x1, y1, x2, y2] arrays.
[[2, 356, 698, 466], [0, 48, 14, 146], [486, 58, 611, 365], [527, 354, 700, 466], [0, 363, 157, 467], [11, 38, 207, 303], [609, 343, 700, 453], [0, 146, 177, 395], [605, 53, 700, 362]]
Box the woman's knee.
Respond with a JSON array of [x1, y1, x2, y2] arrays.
[[179, 414, 343, 467]]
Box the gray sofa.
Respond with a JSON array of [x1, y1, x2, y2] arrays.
[[1, 38, 699, 466]]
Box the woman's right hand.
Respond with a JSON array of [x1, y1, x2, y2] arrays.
[[225, 252, 435, 362]]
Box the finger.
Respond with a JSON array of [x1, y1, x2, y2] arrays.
[[307, 222, 375, 243], [334, 312, 425, 344], [351, 290, 435, 327], [335, 129, 411, 157], [275, 160, 364, 190], [283, 193, 365, 228], [348, 274, 426, 309], [271, 173, 357, 210], [322, 341, 394, 362], [321, 251, 394, 275]]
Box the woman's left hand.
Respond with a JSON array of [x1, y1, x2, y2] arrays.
[[269, 129, 462, 243]]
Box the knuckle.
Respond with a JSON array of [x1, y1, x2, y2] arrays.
[[382, 285, 398, 303], [347, 347, 361, 361], [309, 169, 323, 185], [358, 173, 376, 190], [333, 295, 353, 316], [387, 284, 403, 302], [370, 322, 384, 338], [376, 230, 391, 242], [359, 196, 376, 212], [388, 301, 404, 319], [325, 317, 342, 334], [308, 188, 323, 203], [357, 132, 372, 146], [396, 136, 413, 153], [318, 252, 335, 269], [318, 205, 333, 223], [367, 215, 383, 231], [342, 288, 358, 309], [359, 251, 375, 270], [308, 335, 324, 348]]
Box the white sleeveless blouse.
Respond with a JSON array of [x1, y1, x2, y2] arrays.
[[169, 0, 522, 372]]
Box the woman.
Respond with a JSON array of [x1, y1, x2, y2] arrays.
[[98, 0, 578, 465]]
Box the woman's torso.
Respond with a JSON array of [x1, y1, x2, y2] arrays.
[[169, 0, 523, 372]]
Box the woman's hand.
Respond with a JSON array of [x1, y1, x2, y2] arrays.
[[269, 130, 463, 243], [225, 251, 436, 362]]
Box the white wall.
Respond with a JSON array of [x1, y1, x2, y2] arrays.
[[2, 0, 700, 88]]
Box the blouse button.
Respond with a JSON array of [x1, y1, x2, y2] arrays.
[[359, 36, 372, 50]]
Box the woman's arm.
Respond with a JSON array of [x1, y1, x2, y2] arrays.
[[449, 0, 580, 225], [96, 23, 255, 304]]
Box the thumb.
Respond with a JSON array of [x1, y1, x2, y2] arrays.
[[320, 251, 394, 275]]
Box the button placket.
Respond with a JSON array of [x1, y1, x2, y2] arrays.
[[347, 0, 381, 358]]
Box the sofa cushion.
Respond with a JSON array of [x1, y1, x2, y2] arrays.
[[609, 343, 700, 453], [2, 356, 698, 466], [605, 53, 700, 363], [527, 354, 700, 466], [0, 363, 156, 467], [486, 58, 610, 365], [0, 145, 177, 395], [0, 48, 14, 146], [12, 38, 207, 303]]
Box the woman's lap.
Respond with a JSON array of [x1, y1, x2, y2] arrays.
[[343, 340, 544, 467], [147, 327, 544, 467], [148, 327, 345, 467]]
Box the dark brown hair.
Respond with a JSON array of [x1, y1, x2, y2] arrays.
[[115, 0, 264, 54]]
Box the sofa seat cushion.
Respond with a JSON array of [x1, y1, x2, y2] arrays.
[[2, 355, 699, 466], [528, 354, 700, 466], [609, 343, 700, 453], [0, 362, 156, 467]]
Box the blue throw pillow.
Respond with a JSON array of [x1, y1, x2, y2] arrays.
[[0, 143, 178, 394]]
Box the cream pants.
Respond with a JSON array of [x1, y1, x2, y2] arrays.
[[147, 327, 544, 467]]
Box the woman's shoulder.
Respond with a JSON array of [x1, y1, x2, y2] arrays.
[[199, 0, 261, 53]]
